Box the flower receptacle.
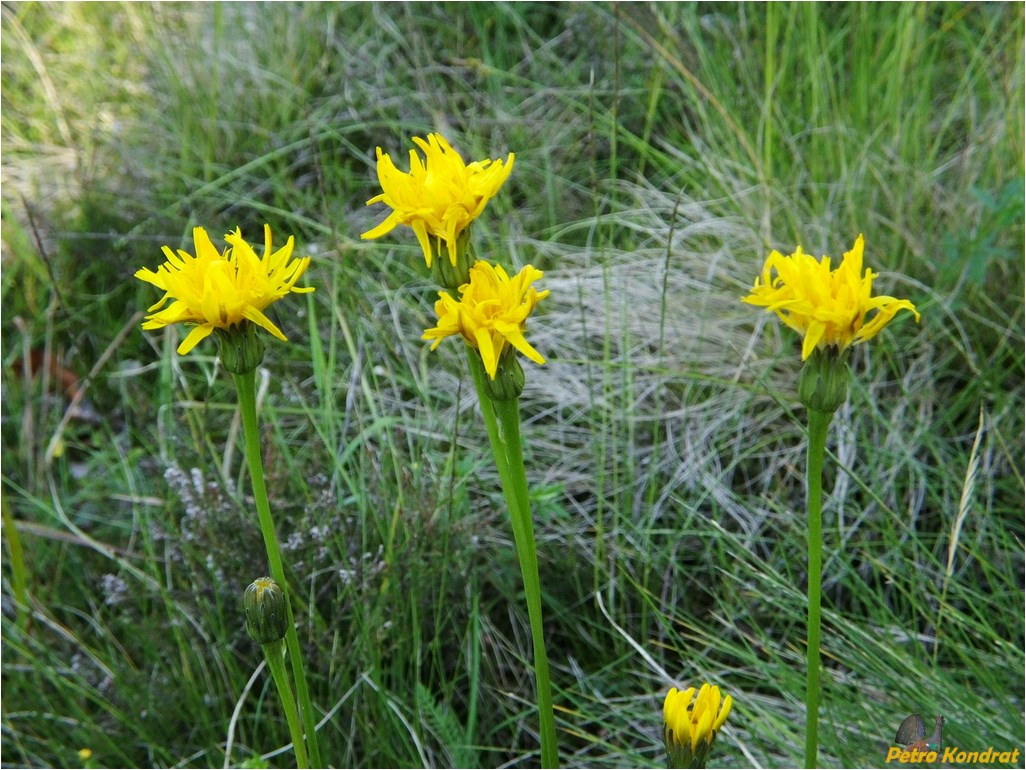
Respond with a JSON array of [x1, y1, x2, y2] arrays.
[[665, 727, 714, 770], [431, 228, 475, 291], [216, 323, 266, 375], [798, 347, 851, 415], [483, 347, 526, 401]]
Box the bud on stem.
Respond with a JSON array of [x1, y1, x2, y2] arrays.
[[244, 577, 288, 645]]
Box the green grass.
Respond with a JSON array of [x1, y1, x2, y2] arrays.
[[2, 2, 1023, 768]]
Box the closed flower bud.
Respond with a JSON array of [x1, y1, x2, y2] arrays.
[[244, 577, 287, 645]]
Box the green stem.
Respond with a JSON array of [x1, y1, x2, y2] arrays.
[[233, 371, 323, 768], [804, 409, 831, 769], [262, 641, 309, 769], [494, 398, 558, 769], [465, 350, 559, 768]]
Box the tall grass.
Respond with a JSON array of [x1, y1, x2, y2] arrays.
[[2, 3, 1023, 768]]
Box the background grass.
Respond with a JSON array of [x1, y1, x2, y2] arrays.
[[2, 2, 1023, 768]]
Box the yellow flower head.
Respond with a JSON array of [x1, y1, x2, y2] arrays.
[[136, 225, 313, 355], [361, 133, 515, 268], [663, 684, 733, 759], [422, 260, 549, 380], [742, 234, 920, 360]]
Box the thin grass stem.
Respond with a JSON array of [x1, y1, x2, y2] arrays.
[[1, 491, 30, 633]]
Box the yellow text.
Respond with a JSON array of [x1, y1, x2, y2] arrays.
[[886, 746, 1022, 765]]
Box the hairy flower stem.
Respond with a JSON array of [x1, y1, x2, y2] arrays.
[[262, 642, 309, 769], [466, 350, 559, 768], [804, 409, 831, 769], [233, 371, 323, 768]]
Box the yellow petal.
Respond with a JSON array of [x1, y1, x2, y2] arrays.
[[411, 220, 435, 267], [802, 320, 827, 360], [673, 707, 692, 750], [475, 327, 498, 378], [705, 686, 722, 725], [177, 324, 214, 355], [497, 325, 546, 365], [663, 688, 680, 726], [361, 211, 403, 241], [856, 298, 920, 342], [713, 694, 733, 731], [693, 705, 714, 751], [243, 306, 288, 342]]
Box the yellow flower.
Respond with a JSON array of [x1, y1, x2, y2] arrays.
[[663, 684, 733, 768], [136, 225, 314, 355], [423, 260, 549, 380], [361, 133, 515, 268], [742, 234, 920, 360]]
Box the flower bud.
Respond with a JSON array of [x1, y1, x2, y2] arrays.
[[216, 323, 266, 375], [244, 577, 287, 645], [798, 346, 851, 415]]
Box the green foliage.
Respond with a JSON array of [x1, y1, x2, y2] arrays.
[[415, 682, 480, 769], [3, 2, 1023, 769], [940, 179, 1025, 292]]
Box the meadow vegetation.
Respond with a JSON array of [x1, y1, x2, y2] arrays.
[[2, 2, 1023, 767]]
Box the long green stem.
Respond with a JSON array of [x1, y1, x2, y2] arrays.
[[804, 409, 831, 769], [233, 371, 323, 768], [465, 350, 559, 768], [494, 398, 558, 768], [262, 642, 309, 769]]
